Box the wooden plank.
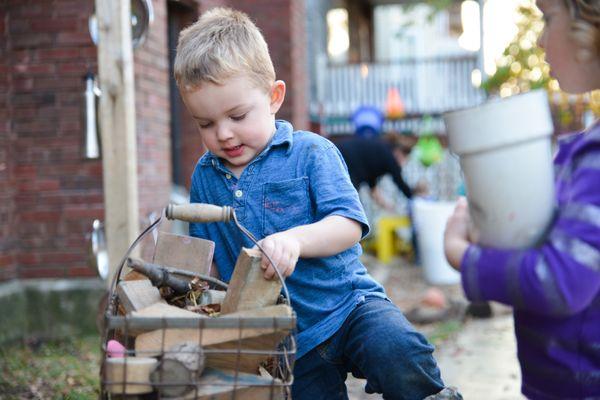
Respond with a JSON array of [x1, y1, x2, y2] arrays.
[[199, 289, 226, 306], [104, 357, 158, 395], [116, 279, 164, 314], [132, 302, 205, 319], [221, 248, 282, 314], [95, 0, 139, 286], [153, 231, 215, 276], [134, 305, 292, 357], [129, 302, 204, 337], [205, 331, 288, 374], [122, 270, 147, 281], [182, 368, 285, 400]]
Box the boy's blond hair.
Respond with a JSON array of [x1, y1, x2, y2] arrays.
[[564, 0, 600, 61], [174, 8, 275, 92]]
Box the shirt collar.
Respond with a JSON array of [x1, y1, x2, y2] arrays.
[[268, 120, 294, 153], [199, 120, 294, 167]]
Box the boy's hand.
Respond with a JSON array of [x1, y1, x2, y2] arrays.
[[255, 231, 301, 280], [444, 197, 472, 270]]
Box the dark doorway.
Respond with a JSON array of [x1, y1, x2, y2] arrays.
[[167, 1, 199, 188]]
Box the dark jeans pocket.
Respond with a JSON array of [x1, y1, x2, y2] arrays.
[[316, 332, 344, 365]]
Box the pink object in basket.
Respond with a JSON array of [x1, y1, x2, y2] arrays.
[[107, 339, 126, 358]]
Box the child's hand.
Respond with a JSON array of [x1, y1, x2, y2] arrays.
[[255, 231, 301, 280], [444, 197, 472, 270]]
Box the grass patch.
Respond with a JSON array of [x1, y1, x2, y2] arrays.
[[0, 335, 101, 399], [427, 320, 462, 346]]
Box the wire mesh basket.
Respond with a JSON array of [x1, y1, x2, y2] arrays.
[[99, 204, 296, 399]]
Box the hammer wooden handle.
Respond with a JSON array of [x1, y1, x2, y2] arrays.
[[166, 203, 232, 223]]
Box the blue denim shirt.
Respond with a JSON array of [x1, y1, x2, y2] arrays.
[[189, 120, 386, 359]]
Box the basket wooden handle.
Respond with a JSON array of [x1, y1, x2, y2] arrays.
[[166, 203, 232, 223]]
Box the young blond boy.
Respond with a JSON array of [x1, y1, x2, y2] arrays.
[[174, 8, 454, 399]]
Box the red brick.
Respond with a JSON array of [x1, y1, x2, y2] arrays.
[[56, 31, 92, 46], [19, 210, 61, 223], [20, 267, 66, 279], [16, 253, 40, 266], [67, 266, 96, 278], [41, 252, 83, 264], [62, 207, 103, 219], [37, 47, 81, 61], [0, 254, 15, 268], [30, 18, 78, 33], [14, 165, 36, 178]]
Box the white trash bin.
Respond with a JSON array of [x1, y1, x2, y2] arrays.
[[413, 198, 461, 285]]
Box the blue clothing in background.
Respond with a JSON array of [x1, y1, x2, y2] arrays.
[[461, 122, 600, 399], [189, 120, 387, 359]]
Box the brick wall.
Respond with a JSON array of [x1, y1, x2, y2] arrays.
[[5, 0, 101, 280], [0, 0, 17, 281], [0, 0, 309, 282], [135, 0, 172, 221], [0, 0, 174, 281]]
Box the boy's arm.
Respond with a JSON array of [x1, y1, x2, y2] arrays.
[[284, 215, 362, 257], [258, 215, 362, 279]]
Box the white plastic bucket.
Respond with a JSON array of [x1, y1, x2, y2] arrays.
[[413, 198, 461, 285], [444, 90, 555, 248]]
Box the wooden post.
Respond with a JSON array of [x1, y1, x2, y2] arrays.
[[95, 0, 139, 286]]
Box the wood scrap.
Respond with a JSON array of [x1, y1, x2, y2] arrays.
[[134, 304, 292, 357], [153, 231, 214, 276], [104, 357, 158, 395], [116, 279, 164, 314], [200, 289, 226, 306], [221, 248, 282, 314], [204, 331, 288, 374], [129, 302, 204, 338], [122, 269, 147, 281]]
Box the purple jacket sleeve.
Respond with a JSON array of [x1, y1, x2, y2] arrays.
[[461, 140, 600, 317]]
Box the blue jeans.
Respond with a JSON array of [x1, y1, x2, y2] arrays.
[[291, 297, 444, 400]]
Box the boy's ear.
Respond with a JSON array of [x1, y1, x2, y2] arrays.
[[269, 80, 286, 114]]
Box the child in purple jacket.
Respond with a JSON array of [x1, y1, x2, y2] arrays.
[[444, 0, 600, 398]]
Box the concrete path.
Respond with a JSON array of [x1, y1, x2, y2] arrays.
[[346, 311, 523, 399], [434, 311, 524, 400]]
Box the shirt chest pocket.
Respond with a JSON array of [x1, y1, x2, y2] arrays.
[[262, 177, 312, 236]]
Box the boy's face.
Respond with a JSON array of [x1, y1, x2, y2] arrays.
[[181, 75, 285, 176], [536, 0, 600, 93]]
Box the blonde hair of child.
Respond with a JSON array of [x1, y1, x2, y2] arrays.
[[174, 7, 275, 92], [563, 0, 600, 61]]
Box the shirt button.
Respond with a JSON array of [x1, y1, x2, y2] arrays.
[[225, 174, 232, 180], [234, 190, 243, 198]]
